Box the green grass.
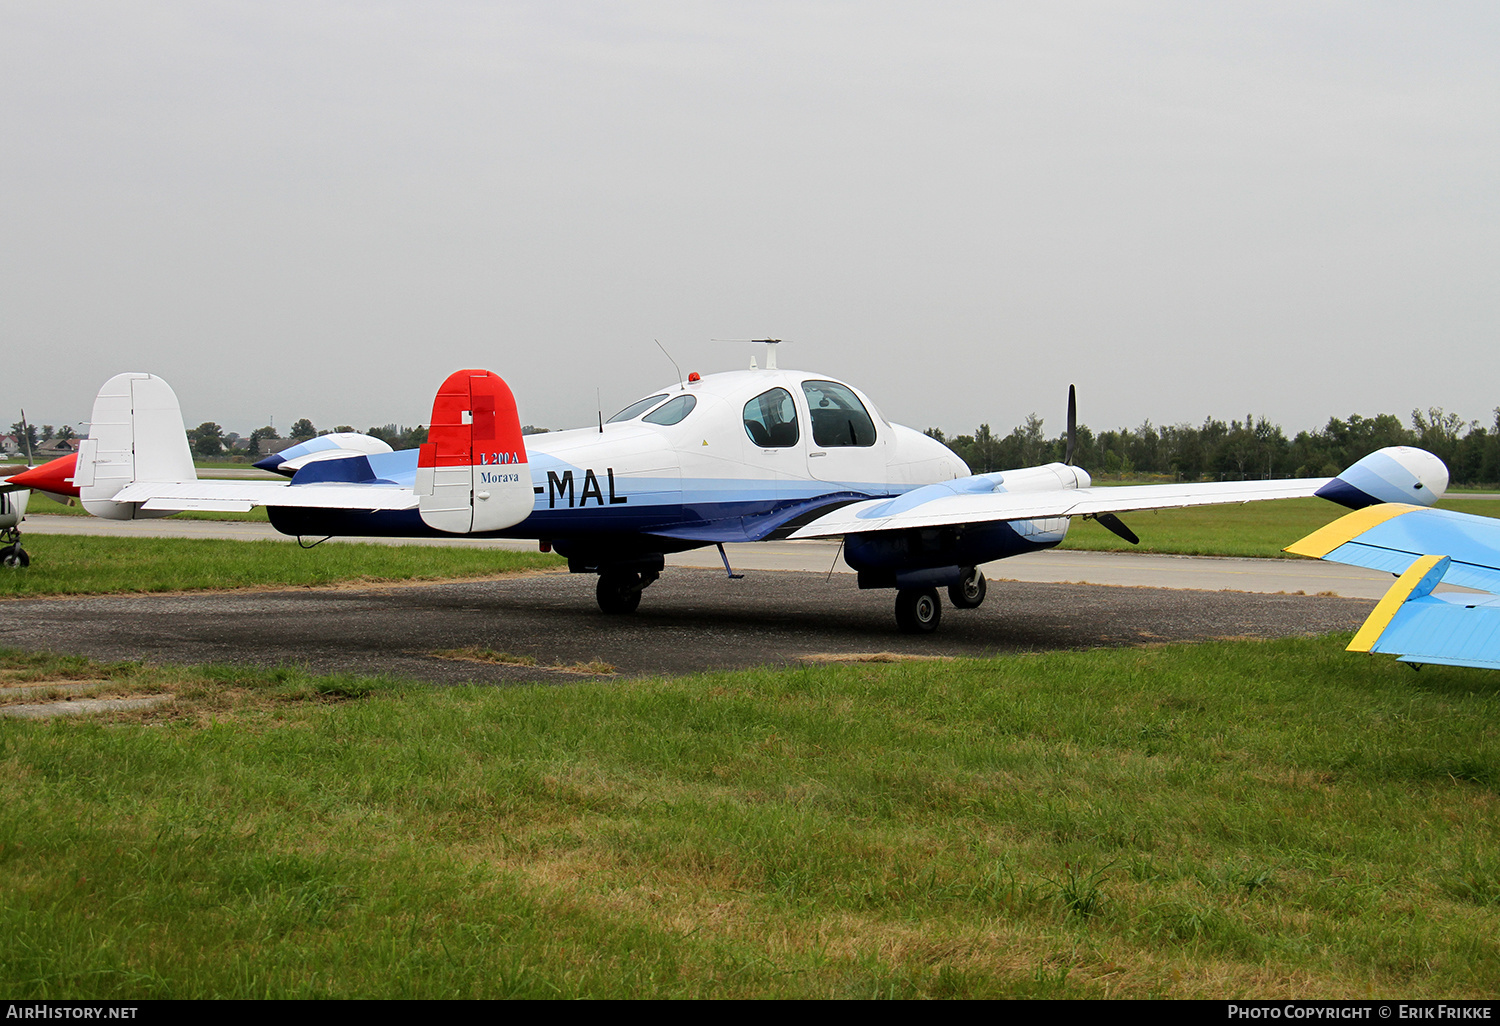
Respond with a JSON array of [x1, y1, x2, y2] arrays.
[[1061, 496, 1500, 558], [2, 638, 1498, 998], [0, 535, 561, 597]]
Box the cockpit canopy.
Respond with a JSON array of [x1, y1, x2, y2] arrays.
[[606, 370, 884, 451]]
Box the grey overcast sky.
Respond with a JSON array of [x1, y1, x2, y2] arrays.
[[3, 1, 1497, 439]]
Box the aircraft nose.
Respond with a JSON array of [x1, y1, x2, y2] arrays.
[[6, 453, 80, 496]]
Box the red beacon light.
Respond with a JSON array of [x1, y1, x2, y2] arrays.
[[687, 372, 700, 383]]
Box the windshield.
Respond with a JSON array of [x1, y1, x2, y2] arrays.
[[607, 394, 669, 423], [642, 394, 697, 425]]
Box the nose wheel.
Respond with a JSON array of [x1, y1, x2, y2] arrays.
[[894, 587, 942, 633], [0, 526, 26, 568]]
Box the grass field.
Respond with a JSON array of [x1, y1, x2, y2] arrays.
[[2, 638, 1498, 998], [1059, 497, 1500, 558], [0, 535, 561, 598]]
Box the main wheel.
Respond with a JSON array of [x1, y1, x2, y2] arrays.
[[1, 545, 29, 569], [596, 572, 642, 614], [948, 566, 986, 608], [894, 587, 942, 634]]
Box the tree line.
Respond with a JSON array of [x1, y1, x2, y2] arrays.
[[925, 407, 1500, 486], [17, 406, 1500, 485], [7, 421, 77, 455]]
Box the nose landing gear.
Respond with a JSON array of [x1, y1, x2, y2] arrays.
[[0, 527, 27, 569]]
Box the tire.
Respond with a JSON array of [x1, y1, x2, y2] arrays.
[[948, 567, 986, 608], [1, 545, 29, 569], [596, 572, 642, 615], [895, 587, 942, 634]]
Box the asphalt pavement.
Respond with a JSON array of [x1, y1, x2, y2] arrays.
[[2, 565, 1375, 684]]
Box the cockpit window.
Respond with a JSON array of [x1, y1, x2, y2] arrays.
[[801, 380, 877, 447], [642, 394, 696, 426], [743, 387, 800, 448], [607, 394, 669, 423]]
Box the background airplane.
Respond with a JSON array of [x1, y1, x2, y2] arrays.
[[0, 413, 79, 567], [27, 353, 1451, 632], [1287, 504, 1500, 670]]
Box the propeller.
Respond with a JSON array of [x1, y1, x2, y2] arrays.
[[1091, 512, 1140, 545], [1066, 386, 1140, 545], [1063, 385, 1076, 466], [19, 410, 34, 467]]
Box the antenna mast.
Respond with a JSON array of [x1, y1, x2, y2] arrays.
[[654, 338, 685, 390], [710, 338, 783, 370]]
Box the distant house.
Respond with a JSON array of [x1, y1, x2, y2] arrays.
[[0, 435, 18, 455]]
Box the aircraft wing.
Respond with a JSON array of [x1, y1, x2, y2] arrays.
[[788, 477, 1333, 538], [1286, 504, 1500, 670], [109, 479, 418, 514]]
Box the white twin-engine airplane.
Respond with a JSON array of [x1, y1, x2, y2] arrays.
[[13, 350, 1450, 632]]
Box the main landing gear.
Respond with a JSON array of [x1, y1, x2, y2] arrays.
[[596, 570, 659, 615], [895, 587, 942, 633], [893, 566, 986, 634]]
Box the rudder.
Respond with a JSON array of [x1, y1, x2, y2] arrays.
[[78, 373, 196, 520], [416, 369, 533, 533]]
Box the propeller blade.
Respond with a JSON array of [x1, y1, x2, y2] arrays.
[[1094, 512, 1139, 545], [1064, 385, 1077, 465], [19, 409, 34, 467]]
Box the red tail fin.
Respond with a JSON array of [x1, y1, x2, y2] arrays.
[[416, 370, 532, 533]]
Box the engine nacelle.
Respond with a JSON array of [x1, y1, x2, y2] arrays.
[[0, 488, 26, 530], [845, 518, 1067, 589], [842, 462, 1085, 588]]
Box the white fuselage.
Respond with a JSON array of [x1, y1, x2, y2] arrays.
[[511, 368, 968, 541]]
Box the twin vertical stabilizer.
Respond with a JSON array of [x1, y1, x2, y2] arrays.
[[415, 369, 533, 533], [78, 373, 197, 520]]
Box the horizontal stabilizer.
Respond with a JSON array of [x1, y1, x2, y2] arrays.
[[114, 479, 417, 512]]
